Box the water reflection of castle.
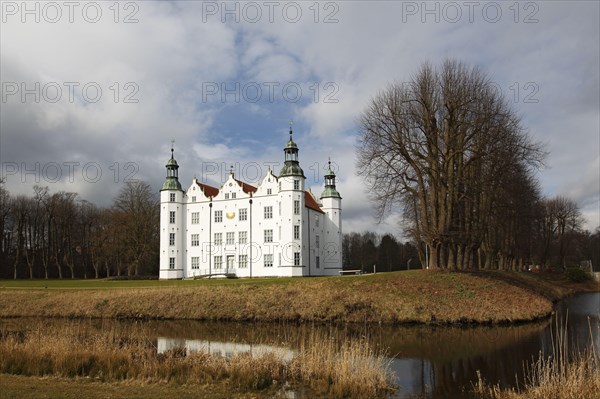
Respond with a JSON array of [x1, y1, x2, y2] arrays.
[[157, 337, 296, 362]]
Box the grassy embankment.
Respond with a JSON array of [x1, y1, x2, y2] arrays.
[[0, 270, 597, 324], [0, 322, 394, 398]]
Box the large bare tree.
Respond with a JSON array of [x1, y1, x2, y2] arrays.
[[113, 180, 159, 276], [538, 196, 585, 269], [357, 60, 544, 269]]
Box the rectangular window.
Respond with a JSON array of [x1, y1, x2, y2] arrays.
[[169, 233, 175, 246], [267, 188, 272, 195], [294, 252, 300, 266], [232, 193, 236, 199], [239, 231, 247, 244], [169, 211, 176, 224], [294, 200, 300, 215], [191, 257, 199, 269], [214, 210, 222, 223], [191, 234, 199, 247], [225, 193, 229, 199], [264, 206, 273, 219], [226, 232, 235, 245], [239, 255, 248, 268], [293, 225, 300, 240], [239, 208, 247, 221], [315, 235, 319, 249], [214, 232, 222, 245], [264, 254, 273, 267], [191, 212, 199, 224], [169, 257, 175, 269], [191, 196, 196, 202], [294, 180, 299, 190], [170, 193, 176, 202], [264, 229, 273, 243], [315, 216, 319, 227], [316, 256, 320, 269], [214, 255, 222, 270]]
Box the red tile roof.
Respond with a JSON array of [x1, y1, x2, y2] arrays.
[[305, 191, 324, 214], [196, 180, 323, 216], [196, 182, 219, 198], [235, 179, 257, 194]]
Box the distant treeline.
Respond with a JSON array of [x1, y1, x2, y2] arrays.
[[0, 181, 159, 279], [342, 232, 421, 272], [1, 179, 598, 279]]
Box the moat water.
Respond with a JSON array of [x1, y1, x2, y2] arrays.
[[1, 292, 598, 398]]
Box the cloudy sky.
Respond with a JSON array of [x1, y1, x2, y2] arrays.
[[1, 0, 599, 236]]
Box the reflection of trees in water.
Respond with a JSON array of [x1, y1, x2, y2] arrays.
[[555, 294, 600, 355], [386, 322, 552, 398], [380, 321, 549, 361]]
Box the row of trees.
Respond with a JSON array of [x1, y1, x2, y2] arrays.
[[342, 232, 420, 272], [1, 176, 596, 278], [357, 59, 595, 270], [0, 180, 159, 279]]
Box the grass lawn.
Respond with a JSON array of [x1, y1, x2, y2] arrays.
[[0, 270, 597, 324], [0, 276, 297, 289]]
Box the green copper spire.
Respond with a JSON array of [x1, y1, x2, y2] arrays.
[[279, 121, 305, 178], [161, 140, 183, 191], [320, 159, 341, 199]]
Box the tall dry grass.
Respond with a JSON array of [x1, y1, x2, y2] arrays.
[[291, 332, 393, 397], [474, 318, 600, 399], [0, 322, 395, 398]]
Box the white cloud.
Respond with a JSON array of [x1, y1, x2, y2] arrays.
[[1, 0, 598, 238]]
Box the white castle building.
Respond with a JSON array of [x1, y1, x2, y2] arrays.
[[159, 128, 342, 279]]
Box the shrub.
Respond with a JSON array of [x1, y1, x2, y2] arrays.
[[565, 267, 592, 283]]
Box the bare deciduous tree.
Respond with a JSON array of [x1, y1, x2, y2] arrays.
[[538, 196, 585, 269], [357, 60, 544, 269], [113, 181, 159, 276]]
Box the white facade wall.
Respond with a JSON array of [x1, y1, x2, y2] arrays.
[[321, 197, 342, 274], [159, 149, 342, 279], [159, 189, 185, 279]]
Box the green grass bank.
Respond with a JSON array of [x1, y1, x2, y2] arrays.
[[0, 270, 597, 324]]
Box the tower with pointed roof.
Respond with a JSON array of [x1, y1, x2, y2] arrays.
[[279, 124, 305, 181], [159, 144, 185, 279], [320, 160, 343, 270], [277, 124, 308, 272]]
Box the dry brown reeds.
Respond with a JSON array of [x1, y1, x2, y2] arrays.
[[0, 322, 395, 398]]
